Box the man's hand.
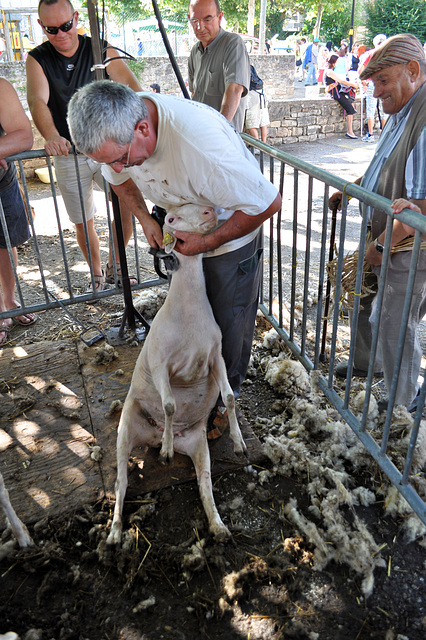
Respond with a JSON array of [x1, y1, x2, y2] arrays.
[[173, 230, 210, 256], [142, 216, 163, 249], [0, 158, 7, 171], [45, 135, 72, 156], [329, 191, 343, 211], [365, 241, 383, 266]]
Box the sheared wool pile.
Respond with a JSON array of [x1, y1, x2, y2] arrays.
[[133, 289, 168, 319], [258, 349, 426, 597]]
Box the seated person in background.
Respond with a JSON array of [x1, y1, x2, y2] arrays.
[[324, 54, 359, 139], [0, 79, 37, 346]]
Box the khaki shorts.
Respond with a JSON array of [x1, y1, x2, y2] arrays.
[[245, 103, 270, 129], [53, 154, 105, 224]]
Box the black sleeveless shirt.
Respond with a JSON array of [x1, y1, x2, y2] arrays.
[[28, 35, 108, 141]]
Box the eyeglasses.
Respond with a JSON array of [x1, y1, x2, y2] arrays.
[[40, 14, 75, 35], [189, 15, 218, 28], [105, 141, 133, 168]]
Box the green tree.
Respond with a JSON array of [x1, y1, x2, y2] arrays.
[[365, 0, 426, 44], [302, 0, 364, 47]]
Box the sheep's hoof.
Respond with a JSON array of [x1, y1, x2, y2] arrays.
[[210, 522, 232, 542], [107, 522, 122, 546], [159, 450, 174, 465], [232, 437, 247, 456]]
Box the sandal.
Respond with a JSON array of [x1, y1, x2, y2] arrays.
[[85, 271, 111, 294], [105, 263, 137, 286], [12, 304, 38, 326], [207, 405, 229, 441], [0, 323, 12, 346]]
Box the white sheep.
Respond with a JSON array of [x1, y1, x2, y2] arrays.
[[107, 203, 246, 545], [0, 470, 33, 550]]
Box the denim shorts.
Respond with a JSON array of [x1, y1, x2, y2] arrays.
[[0, 177, 30, 248]]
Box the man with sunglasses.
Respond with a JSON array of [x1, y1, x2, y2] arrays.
[[188, 0, 249, 132], [26, 0, 142, 292]]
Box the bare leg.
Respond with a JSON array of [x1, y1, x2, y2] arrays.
[[75, 218, 102, 276], [260, 125, 268, 143], [247, 128, 259, 139], [0, 247, 36, 337], [346, 114, 355, 137]]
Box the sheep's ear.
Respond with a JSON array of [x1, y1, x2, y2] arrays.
[[162, 230, 177, 254]]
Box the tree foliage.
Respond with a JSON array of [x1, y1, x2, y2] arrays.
[[101, 0, 367, 44], [365, 0, 426, 44]]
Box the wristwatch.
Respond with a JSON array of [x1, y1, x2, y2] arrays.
[[374, 238, 384, 254]]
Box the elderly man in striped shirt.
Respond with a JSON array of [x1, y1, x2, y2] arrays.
[[332, 33, 426, 413]]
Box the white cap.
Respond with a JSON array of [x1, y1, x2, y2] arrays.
[[373, 33, 387, 47]]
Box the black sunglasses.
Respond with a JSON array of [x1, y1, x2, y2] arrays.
[[40, 14, 75, 35]]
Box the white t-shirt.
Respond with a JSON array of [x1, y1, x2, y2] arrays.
[[102, 93, 278, 257]]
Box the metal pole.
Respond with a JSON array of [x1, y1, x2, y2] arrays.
[[320, 201, 339, 362], [349, 0, 356, 50], [151, 0, 190, 99], [259, 0, 267, 55]]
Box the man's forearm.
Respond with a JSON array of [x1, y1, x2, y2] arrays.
[[220, 82, 245, 123], [175, 193, 282, 255], [111, 179, 163, 248], [28, 97, 60, 142]]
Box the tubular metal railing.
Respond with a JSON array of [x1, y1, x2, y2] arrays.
[[243, 134, 426, 526], [0, 149, 166, 327], [3, 143, 426, 525]]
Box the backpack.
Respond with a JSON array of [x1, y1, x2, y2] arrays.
[[250, 65, 263, 92]]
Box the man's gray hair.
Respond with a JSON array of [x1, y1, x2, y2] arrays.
[[67, 81, 148, 155]]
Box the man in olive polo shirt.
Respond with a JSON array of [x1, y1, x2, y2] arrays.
[[188, 0, 250, 132]]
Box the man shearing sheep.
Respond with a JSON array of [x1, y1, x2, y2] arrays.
[[67, 82, 281, 435]]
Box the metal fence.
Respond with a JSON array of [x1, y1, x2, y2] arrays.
[[1, 150, 165, 335], [3, 142, 426, 525]]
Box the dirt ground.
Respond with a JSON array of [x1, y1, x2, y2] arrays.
[[1, 154, 426, 640]]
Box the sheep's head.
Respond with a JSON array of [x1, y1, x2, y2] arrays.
[[162, 204, 217, 253]]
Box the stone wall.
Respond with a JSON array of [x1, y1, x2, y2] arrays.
[[2, 59, 369, 173], [267, 96, 364, 145], [131, 54, 295, 99], [1, 53, 296, 106]]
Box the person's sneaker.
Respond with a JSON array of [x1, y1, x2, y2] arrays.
[[335, 361, 383, 379], [406, 389, 422, 413], [362, 133, 375, 143], [378, 391, 422, 414]]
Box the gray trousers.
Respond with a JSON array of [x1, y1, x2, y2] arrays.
[[203, 232, 263, 397], [351, 254, 426, 406]]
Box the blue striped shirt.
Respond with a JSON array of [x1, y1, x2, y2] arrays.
[[361, 86, 426, 221]]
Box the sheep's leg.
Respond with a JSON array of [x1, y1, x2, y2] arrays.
[[185, 424, 231, 540], [107, 396, 141, 545], [0, 472, 33, 548], [151, 370, 176, 464], [210, 355, 247, 455]]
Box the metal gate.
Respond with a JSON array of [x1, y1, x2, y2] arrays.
[[2, 142, 426, 525]]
